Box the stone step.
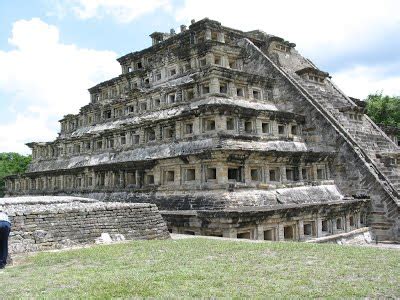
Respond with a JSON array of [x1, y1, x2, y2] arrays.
[[372, 203, 385, 209], [372, 232, 394, 241], [382, 170, 393, 175], [382, 172, 400, 178], [371, 214, 393, 221], [370, 210, 385, 215], [386, 174, 400, 179], [370, 217, 389, 224], [370, 223, 393, 230]]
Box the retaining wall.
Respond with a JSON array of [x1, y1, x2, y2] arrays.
[[1, 196, 170, 253]]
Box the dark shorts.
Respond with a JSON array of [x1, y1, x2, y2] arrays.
[[0, 220, 11, 267]]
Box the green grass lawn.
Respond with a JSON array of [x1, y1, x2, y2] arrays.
[[1, 238, 399, 298]]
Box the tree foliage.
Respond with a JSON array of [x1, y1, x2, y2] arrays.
[[0, 152, 31, 197], [366, 93, 400, 127]]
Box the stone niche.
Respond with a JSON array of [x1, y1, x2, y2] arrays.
[[1, 196, 170, 254]]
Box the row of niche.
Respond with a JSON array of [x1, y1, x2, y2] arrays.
[[94, 50, 243, 103], [7, 161, 329, 191], [34, 115, 302, 160], [62, 78, 273, 133]]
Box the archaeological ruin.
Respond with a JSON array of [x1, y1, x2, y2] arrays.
[[4, 18, 400, 242]]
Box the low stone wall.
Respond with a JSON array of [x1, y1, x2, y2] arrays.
[[1, 196, 170, 253]]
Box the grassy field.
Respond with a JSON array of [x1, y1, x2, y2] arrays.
[[1, 238, 399, 298]]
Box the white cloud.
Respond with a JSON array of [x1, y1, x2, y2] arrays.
[[332, 62, 400, 99], [175, 0, 400, 60], [0, 18, 120, 154], [54, 0, 172, 23], [0, 114, 55, 154]]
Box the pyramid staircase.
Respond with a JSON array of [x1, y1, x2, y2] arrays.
[[237, 38, 399, 240], [299, 79, 400, 194], [290, 75, 400, 241]]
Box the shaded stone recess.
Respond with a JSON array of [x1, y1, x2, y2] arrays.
[[1, 196, 170, 253], [162, 199, 368, 241], [4, 18, 399, 241]]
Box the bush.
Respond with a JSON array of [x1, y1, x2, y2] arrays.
[[366, 93, 400, 127], [0, 152, 31, 197]]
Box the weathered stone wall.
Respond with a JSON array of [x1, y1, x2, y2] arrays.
[[238, 38, 400, 241], [67, 184, 346, 210], [1, 196, 170, 253], [80, 184, 343, 210]]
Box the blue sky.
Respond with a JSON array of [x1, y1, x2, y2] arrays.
[[0, 0, 399, 154], [0, 0, 183, 53]]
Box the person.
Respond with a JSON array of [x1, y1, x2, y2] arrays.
[[0, 208, 11, 269]]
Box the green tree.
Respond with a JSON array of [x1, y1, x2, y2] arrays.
[[0, 152, 31, 197], [366, 93, 400, 127]]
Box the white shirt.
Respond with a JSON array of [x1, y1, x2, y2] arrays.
[[0, 212, 10, 224]]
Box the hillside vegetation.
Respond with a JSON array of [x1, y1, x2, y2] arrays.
[[366, 93, 400, 127]]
